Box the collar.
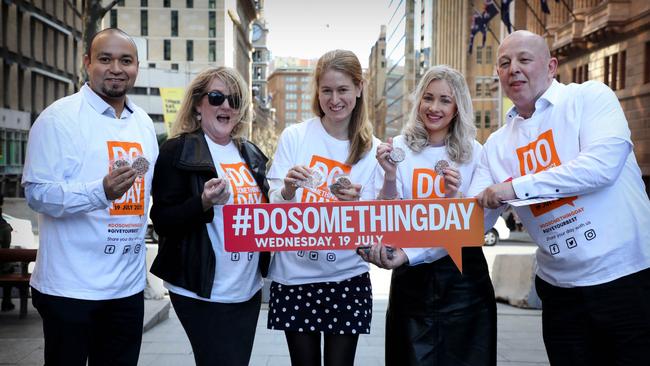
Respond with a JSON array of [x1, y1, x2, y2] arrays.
[[177, 130, 217, 172], [505, 79, 561, 121], [81, 83, 135, 119]]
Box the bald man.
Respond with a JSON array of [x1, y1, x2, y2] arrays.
[[469, 31, 650, 365], [22, 28, 158, 365]]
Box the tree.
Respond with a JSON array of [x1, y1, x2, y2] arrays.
[[69, 0, 121, 86]]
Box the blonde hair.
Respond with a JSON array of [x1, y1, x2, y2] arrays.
[[171, 66, 252, 139], [403, 65, 476, 163], [311, 50, 373, 165]]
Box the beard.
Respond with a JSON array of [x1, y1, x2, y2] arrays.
[[101, 84, 128, 98]]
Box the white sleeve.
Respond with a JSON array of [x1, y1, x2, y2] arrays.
[[512, 82, 632, 199], [403, 248, 439, 266], [467, 142, 497, 197], [22, 110, 110, 217]]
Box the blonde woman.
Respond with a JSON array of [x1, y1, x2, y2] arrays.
[[359, 65, 497, 366], [150, 66, 270, 366], [266, 50, 379, 366]]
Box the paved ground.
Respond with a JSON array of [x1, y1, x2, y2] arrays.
[[1, 240, 549, 366]]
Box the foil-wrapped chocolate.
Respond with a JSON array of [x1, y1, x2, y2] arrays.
[[131, 155, 150, 176], [329, 173, 352, 195], [111, 158, 130, 170], [434, 160, 450, 175], [387, 147, 405, 164], [296, 168, 325, 189]]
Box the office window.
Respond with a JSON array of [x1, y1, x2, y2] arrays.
[[484, 111, 491, 128], [110, 9, 117, 28], [209, 40, 216, 62], [301, 111, 312, 120], [209, 0, 216, 9], [148, 62, 156, 68], [604, 51, 626, 91], [164, 40, 171, 61], [141, 0, 148, 6], [286, 93, 297, 100], [150, 87, 160, 96], [171, 10, 178, 37], [286, 112, 297, 121], [187, 0, 193, 7], [164, 0, 170, 7], [476, 47, 483, 64], [485, 46, 492, 64], [475, 82, 482, 97], [140, 10, 148, 36], [186, 40, 193, 61], [117, 0, 125, 6], [286, 84, 297, 91], [302, 101, 311, 110], [209, 12, 216, 37], [131, 87, 147, 95], [171, 63, 178, 71], [285, 101, 297, 110], [475, 111, 481, 128]]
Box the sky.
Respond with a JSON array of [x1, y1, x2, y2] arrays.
[[263, 0, 391, 68]]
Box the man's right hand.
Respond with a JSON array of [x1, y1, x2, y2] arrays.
[[103, 166, 137, 201]]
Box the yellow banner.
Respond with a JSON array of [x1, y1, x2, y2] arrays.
[[160, 88, 185, 136]]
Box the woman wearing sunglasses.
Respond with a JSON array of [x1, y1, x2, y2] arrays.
[[149, 66, 270, 366], [265, 50, 379, 366]]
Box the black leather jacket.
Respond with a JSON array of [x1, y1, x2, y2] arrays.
[[150, 130, 270, 299]]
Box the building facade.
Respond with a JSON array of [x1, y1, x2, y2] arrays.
[[267, 67, 313, 134], [367, 25, 387, 140], [103, 0, 259, 136], [1, 0, 83, 196]]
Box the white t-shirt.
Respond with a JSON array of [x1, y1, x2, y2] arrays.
[[22, 84, 159, 300], [468, 80, 650, 287], [165, 138, 265, 303], [376, 135, 482, 265], [267, 117, 379, 285]]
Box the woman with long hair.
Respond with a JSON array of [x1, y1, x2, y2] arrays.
[[360, 65, 497, 366], [266, 49, 379, 366]]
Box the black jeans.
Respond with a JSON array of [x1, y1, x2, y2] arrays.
[[31, 288, 144, 366], [536, 267, 650, 366], [385, 248, 497, 366], [170, 290, 261, 366]]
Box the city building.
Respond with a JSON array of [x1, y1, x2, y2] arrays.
[[267, 66, 313, 134], [103, 0, 259, 137], [367, 25, 387, 140], [1, 0, 83, 196]]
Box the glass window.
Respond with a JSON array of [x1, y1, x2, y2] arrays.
[[209, 12, 216, 37], [484, 111, 491, 128], [475, 111, 481, 128], [110, 9, 117, 28], [164, 40, 171, 61], [171, 10, 178, 37], [186, 40, 193, 61], [209, 0, 216, 9], [476, 47, 482, 64], [209, 41, 216, 62], [164, 0, 170, 7], [186, 0, 193, 8], [286, 93, 297, 100], [475, 82, 482, 97], [140, 10, 148, 36], [141, 0, 148, 6], [485, 46, 492, 64], [286, 112, 297, 121]]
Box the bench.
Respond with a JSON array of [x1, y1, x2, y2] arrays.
[[0, 248, 37, 318]]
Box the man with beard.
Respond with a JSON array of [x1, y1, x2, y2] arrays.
[[21, 28, 158, 366]]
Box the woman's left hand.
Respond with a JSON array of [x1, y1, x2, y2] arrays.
[[443, 166, 462, 198], [333, 183, 362, 201]]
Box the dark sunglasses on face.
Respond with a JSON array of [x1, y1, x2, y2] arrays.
[[201, 90, 241, 109]]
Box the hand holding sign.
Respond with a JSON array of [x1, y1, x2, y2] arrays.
[[358, 244, 408, 269], [223, 198, 484, 272]]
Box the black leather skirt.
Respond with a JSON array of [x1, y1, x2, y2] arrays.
[[385, 247, 497, 366]]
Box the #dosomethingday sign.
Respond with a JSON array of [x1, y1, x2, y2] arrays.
[[223, 198, 484, 271]]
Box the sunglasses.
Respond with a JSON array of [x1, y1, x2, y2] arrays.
[[201, 90, 241, 109]]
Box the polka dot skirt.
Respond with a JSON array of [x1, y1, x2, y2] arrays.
[[267, 272, 372, 335]]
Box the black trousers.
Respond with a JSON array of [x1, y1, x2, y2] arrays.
[[385, 248, 497, 366], [170, 290, 262, 366], [31, 288, 144, 366], [536, 267, 650, 366]]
